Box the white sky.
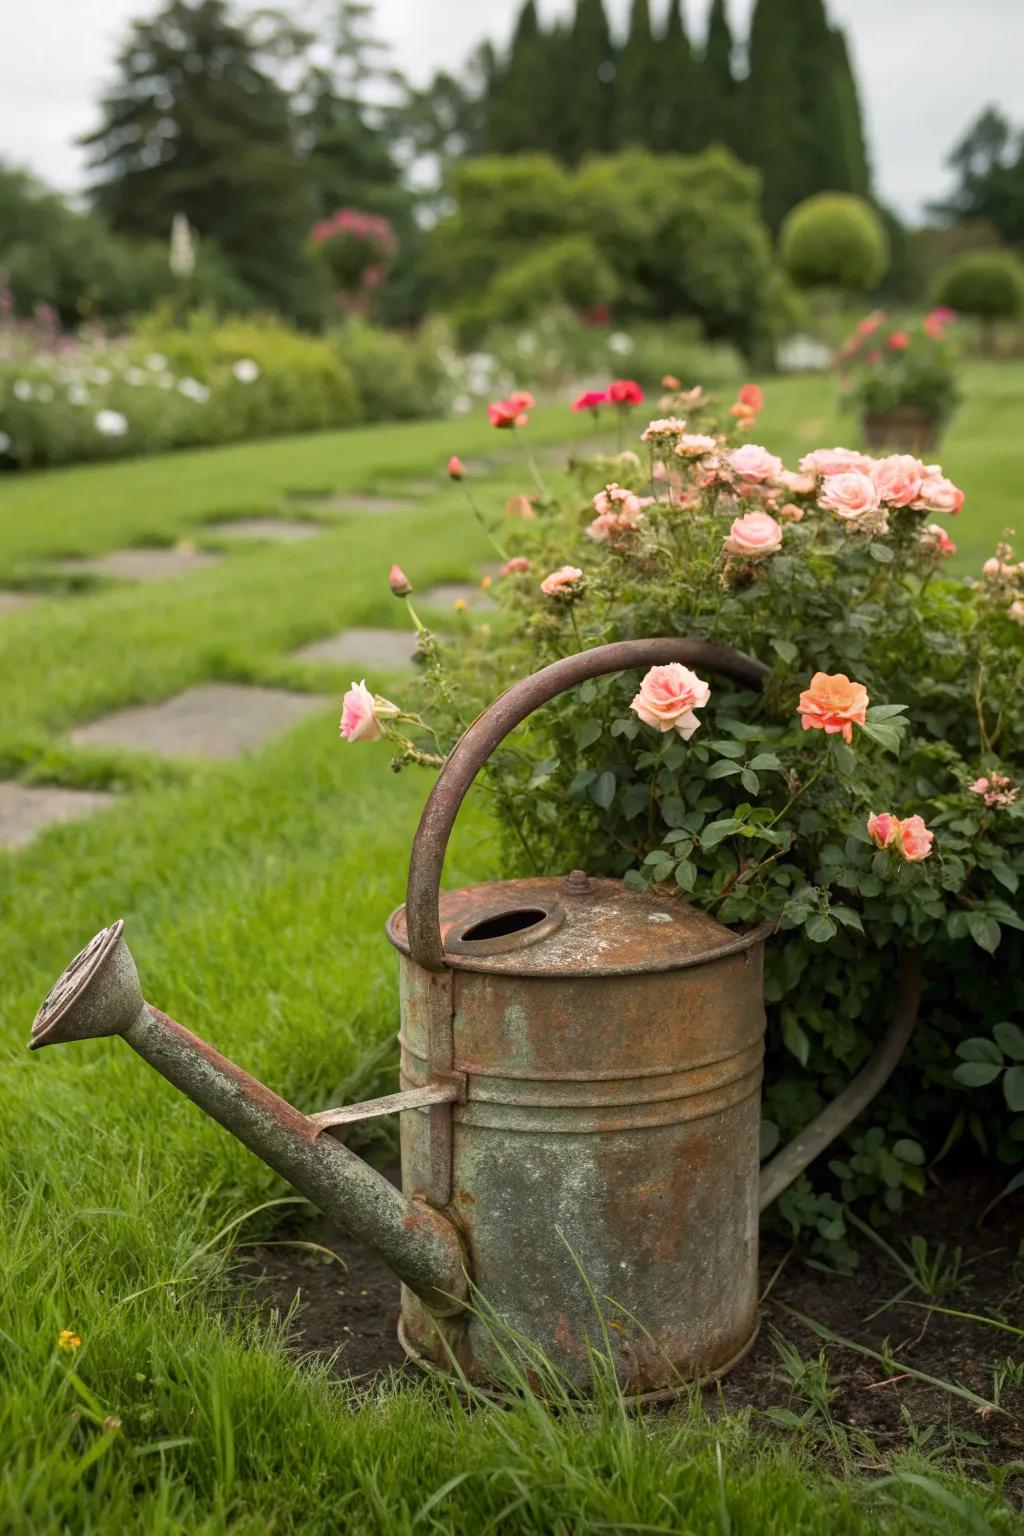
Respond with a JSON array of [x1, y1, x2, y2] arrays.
[[0, 0, 1019, 220]]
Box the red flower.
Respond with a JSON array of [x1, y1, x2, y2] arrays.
[[488, 398, 529, 429], [507, 390, 535, 411], [608, 379, 644, 405], [447, 455, 464, 479], [572, 390, 609, 413], [389, 564, 412, 596], [737, 383, 763, 411], [887, 330, 910, 350]]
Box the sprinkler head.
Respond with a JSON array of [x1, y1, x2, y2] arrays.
[[29, 920, 144, 1050]]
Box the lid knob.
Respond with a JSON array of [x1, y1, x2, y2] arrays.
[[563, 869, 592, 896]]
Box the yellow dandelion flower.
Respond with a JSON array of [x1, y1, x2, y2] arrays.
[[454, 598, 467, 612], [58, 1329, 81, 1351]]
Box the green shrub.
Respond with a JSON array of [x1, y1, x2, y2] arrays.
[[933, 250, 1024, 320], [780, 193, 890, 293], [331, 318, 455, 422], [378, 390, 1024, 1248], [428, 148, 794, 355]]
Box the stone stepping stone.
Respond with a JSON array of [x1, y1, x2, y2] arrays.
[[294, 627, 419, 669], [70, 683, 328, 761], [0, 782, 116, 852], [0, 591, 40, 616], [308, 494, 418, 516], [55, 548, 220, 583], [421, 582, 496, 613], [205, 517, 322, 542]]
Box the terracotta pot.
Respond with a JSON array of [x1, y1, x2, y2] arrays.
[[862, 406, 941, 455]]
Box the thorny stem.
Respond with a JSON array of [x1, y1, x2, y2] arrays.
[[768, 748, 831, 830]]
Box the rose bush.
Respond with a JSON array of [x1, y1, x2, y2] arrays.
[[347, 378, 1024, 1254]]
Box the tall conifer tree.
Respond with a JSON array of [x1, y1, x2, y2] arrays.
[[699, 0, 738, 153], [614, 0, 660, 149], [559, 0, 616, 163], [652, 2, 697, 153]]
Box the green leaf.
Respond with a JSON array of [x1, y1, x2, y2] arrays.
[[953, 1062, 1002, 1088], [674, 861, 697, 893], [865, 704, 909, 722], [957, 1037, 1003, 1065], [859, 720, 901, 755], [701, 819, 741, 849], [708, 739, 746, 759], [869, 541, 894, 563], [994, 1022, 1024, 1062], [805, 913, 837, 944], [892, 1138, 925, 1165], [990, 862, 1019, 895], [707, 759, 742, 780], [622, 869, 648, 893], [1004, 1067, 1024, 1113], [740, 769, 760, 795], [966, 911, 1001, 953], [782, 1015, 810, 1066], [831, 740, 857, 776], [527, 755, 558, 790], [575, 719, 601, 750], [748, 752, 783, 771], [759, 1119, 781, 1158], [659, 795, 688, 828], [621, 781, 649, 819], [590, 770, 616, 811], [770, 638, 797, 664], [830, 905, 864, 933]]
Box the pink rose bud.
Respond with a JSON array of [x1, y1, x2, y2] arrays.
[[447, 455, 464, 480], [867, 812, 900, 849], [779, 502, 805, 522], [340, 679, 398, 743], [897, 814, 934, 862], [630, 663, 711, 740], [389, 564, 412, 596], [500, 557, 531, 576], [982, 557, 1001, 578], [540, 565, 583, 596]]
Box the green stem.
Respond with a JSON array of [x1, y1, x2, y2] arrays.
[[768, 748, 831, 830], [521, 439, 549, 499], [462, 488, 509, 561], [569, 604, 584, 652]]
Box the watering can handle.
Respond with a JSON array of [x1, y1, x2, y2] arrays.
[[404, 637, 768, 972]]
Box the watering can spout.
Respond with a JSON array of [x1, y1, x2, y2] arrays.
[[29, 923, 467, 1312]]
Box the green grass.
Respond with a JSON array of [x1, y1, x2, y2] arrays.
[[1, 379, 1020, 1533]]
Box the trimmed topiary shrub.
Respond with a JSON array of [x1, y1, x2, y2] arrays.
[[933, 250, 1024, 322], [780, 193, 889, 293]]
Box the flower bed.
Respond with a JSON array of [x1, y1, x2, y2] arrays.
[[343, 379, 1024, 1250]]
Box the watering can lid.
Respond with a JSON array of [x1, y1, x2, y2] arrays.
[[387, 875, 770, 978]]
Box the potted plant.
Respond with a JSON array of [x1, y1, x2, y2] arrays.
[[836, 309, 959, 453], [307, 208, 396, 317]]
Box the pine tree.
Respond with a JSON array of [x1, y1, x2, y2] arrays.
[[699, 0, 738, 153], [614, 0, 660, 150], [559, 0, 617, 163], [652, 1, 697, 153], [80, 0, 311, 315]]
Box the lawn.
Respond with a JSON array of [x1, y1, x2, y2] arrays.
[[0, 370, 1020, 1533]]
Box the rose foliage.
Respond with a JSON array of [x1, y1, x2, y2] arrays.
[[353, 383, 1024, 1256]]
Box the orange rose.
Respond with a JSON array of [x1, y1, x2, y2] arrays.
[[797, 672, 869, 744]]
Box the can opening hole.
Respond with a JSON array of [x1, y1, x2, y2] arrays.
[[459, 907, 549, 942]]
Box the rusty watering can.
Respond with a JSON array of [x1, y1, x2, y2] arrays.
[[30, 639, 922, 1398]]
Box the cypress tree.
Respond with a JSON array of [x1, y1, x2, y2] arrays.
[[652, 1, 697, 153], [614, 0, 661, 150], [700, 0, 738, 153], [828, 26, 871, 196], [559, 0, 616, 163], [742, 0, 809, 227], [485, 2, 546, 153]]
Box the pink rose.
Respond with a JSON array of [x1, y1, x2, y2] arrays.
[[500, 557, 531, 576], [867, 812, 900, 849], [872, 454, 925, 507], [818, 471, 881, 521], [920, 523, 956, 558], [777, 469, 816, 495], [630, 663, 711, 739], [915, 472, 964, 515], [587, 513, 621, 542], [728, 443, 783, 483], [799, 447, 875, 478], [897, 815, 934, 862], [340, 680, 397, 743], [592, 483, 643, 519], [540, 565, 583, 596], [675, 433, 718, 458], [779, 502, 805, 523], [982, 557, 1001, 578], [723, 509, 783, 557], [1010, 600, 1024, 625]]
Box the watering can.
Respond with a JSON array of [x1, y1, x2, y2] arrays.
[[30, 639, 922, 1398]]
